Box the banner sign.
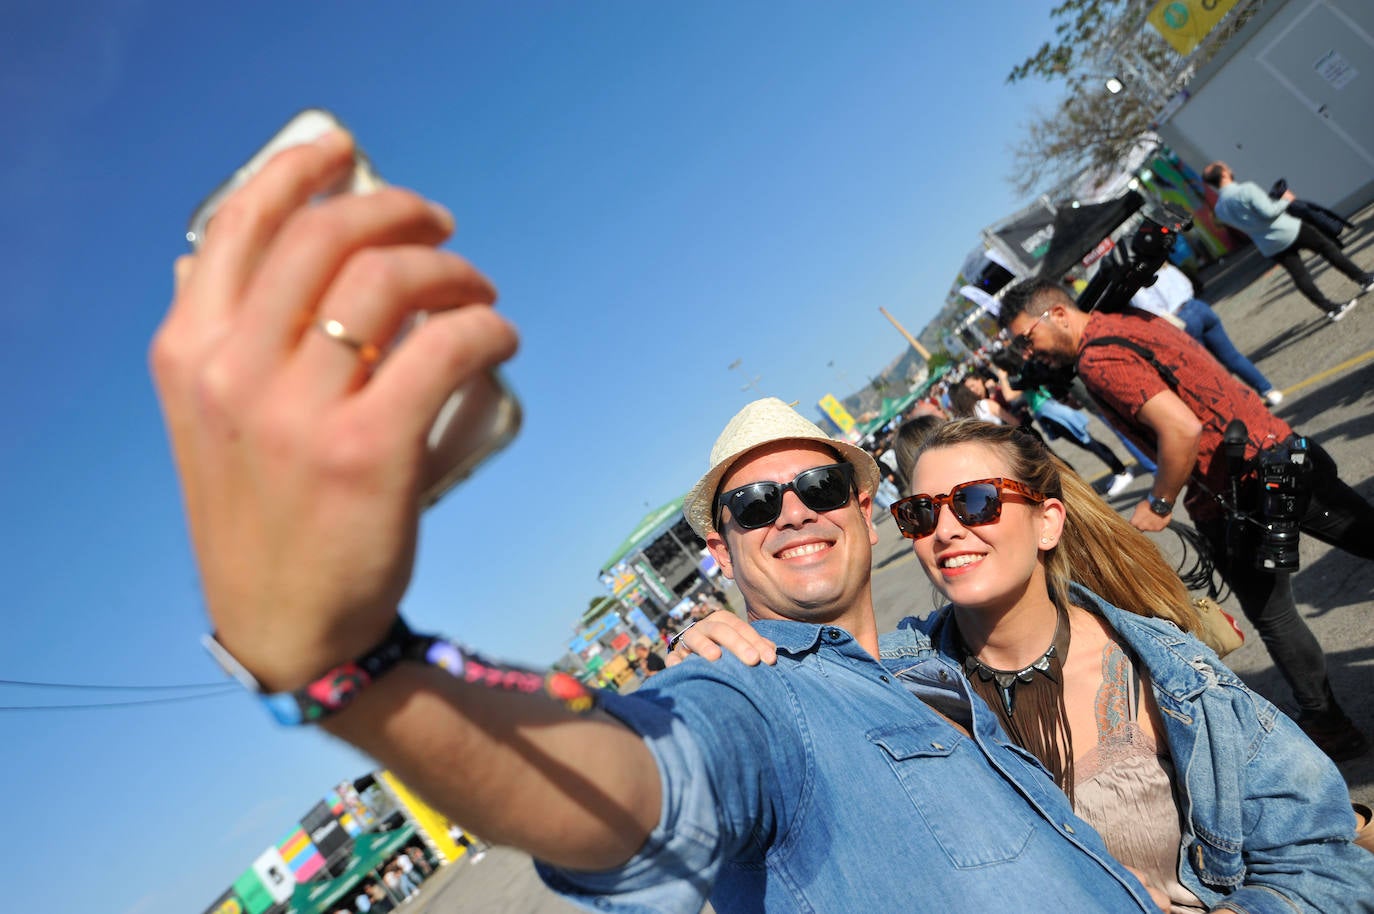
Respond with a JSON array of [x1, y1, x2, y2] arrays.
[[625, 606, 660, 641], [303, 798, 352, 859], [1148, 0, 1239, 56], [276, 824, 327, 882], [632, 559, 674, 605], [231, 870, 274, 914], [818, 394, 856, 434], [201, 888, 245, 914], [250, 847, 295, 904], [328, 787, 364, 836]]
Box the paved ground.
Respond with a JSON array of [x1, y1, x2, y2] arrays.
[[407, 205, 1374, 912]]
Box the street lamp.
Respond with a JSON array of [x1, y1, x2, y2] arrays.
[[1105, 76, 1125, 95]]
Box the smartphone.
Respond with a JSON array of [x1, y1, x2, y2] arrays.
[[186, 108, 521, 507]]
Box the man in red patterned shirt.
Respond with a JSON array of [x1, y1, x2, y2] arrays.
[[1000, 279, 1374, 760]]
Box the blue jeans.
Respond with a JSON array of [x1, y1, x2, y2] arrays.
[[1176, 298, 1273, 394]]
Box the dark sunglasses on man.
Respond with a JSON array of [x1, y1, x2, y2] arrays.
[[715, 463, 858, 531], [890, 477, 1045, 540]]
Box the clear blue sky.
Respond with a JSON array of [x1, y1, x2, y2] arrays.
[[2, 4, 1067, 912]]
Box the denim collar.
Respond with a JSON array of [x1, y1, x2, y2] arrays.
[[1067, 583, 1216, 701]]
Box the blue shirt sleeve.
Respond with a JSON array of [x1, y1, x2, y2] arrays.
[[536, 658, 801, 911]]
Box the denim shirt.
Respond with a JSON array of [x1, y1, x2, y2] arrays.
[[910, 585, 1374, 914], [538, 619, 1157, 913]]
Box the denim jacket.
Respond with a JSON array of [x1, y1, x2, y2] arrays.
[[540, 619, 1158, 913], [908, 584, 1374, 914]]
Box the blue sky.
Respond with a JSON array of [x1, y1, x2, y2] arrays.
[[2, 4, 1068, 912]]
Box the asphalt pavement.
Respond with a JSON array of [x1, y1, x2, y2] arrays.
[[407, 204, 1374, 912]]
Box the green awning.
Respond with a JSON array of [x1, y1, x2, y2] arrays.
[[287, 825, 415, 914], [600, 495, 686, 572]]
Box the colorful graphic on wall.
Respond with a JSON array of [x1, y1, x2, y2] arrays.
[[276, 823, 327, 882], [250, 847, 295, 905], [1138, 151, 1242, 259], [200, 888, 245, 914], [303, 798, 353, 860], [231, 869, 275, 914]]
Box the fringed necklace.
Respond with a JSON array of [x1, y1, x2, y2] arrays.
[[956, 602, 1076, 799]]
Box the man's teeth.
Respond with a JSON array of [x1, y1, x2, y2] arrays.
[[778, 542, 827, 559], [941, 554, 983, 569]]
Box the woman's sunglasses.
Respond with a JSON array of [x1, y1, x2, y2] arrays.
[[715, 463, 857, 530], [890, 477, 1046, 540]]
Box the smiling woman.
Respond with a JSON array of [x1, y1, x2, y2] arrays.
[[890, 419, 1374, 909]]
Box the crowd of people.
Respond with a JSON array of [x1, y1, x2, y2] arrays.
[[335, 845, 434, 914], [157, 131, 1374, 913]]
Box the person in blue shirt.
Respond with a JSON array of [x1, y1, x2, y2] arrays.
[[678, 419, 1374, 911], [1204, 161, 1373, 321], [155, 135, 1162, 914]]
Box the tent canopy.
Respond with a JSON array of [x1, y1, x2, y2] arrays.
[[601, 495, 686, 572], [287, 825, 415, 914], [1035, 191, 1144, 283], [855, 388, 926, 438]]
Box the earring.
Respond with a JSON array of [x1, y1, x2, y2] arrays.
[[1040, 537, 1051, 544]]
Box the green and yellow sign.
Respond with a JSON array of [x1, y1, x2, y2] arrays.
[[818, 394, 856, 434], [1148, 0, 1239, 56]]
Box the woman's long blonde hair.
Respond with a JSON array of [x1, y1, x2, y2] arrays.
[[893, 418, 1200, 633]]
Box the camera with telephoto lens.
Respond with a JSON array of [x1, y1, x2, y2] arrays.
[[1251, 435, 1313, 572], [1077, 213, 1191, 315]]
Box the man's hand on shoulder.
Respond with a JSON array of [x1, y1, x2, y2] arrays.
[[668, 611, 777, 667]]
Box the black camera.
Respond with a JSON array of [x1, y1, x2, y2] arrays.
[[1251, 435, 1313, 572], [1078, 215, 1191, 315]]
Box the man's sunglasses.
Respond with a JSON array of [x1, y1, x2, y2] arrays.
[[890, 477, 1046, 540], [716, 463, 857, 530], [1011, 309, 1051, 354]]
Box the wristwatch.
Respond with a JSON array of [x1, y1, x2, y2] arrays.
[[1147, 493, 1174, 517]]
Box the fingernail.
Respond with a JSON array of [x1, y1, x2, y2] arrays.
[[427, 200, 455, 231], [313, 128, 349, 150]]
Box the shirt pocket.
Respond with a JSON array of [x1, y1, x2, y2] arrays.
[[868, 723, 1035, 868]]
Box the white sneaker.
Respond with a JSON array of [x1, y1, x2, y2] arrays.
[[1328, 298, 1359, 322], [1106, 471, 1134, 497], [1361, 275, 1374, 294], [1262, 389, 1284, 407]]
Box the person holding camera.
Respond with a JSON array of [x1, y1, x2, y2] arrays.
[[1000, 279, 1374, 760], [1202, 162, 1373, 321]]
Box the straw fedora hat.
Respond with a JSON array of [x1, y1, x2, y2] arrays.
[[684, 397, 881, 538]]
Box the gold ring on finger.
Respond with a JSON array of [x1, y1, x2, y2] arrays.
[[314, 318, 382, 367]]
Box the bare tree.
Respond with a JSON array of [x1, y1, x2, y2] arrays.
[[1006, 0, 1263, 194], [1006, 0, 1179, 194]]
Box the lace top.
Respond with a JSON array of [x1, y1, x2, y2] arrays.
[[1072, 648, 1205, 913]]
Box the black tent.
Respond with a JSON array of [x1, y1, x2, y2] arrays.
[[1035, 190, 1144, 282]]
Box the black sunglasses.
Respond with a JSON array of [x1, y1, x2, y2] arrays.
[[890, 477, 1045, 540], [715, 463, 857, 530]]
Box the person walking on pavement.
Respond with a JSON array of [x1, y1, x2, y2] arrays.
[[1203, 161, 1374, 321]]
